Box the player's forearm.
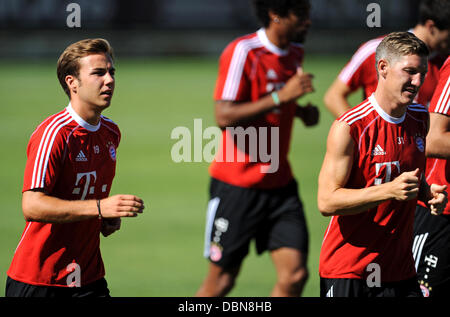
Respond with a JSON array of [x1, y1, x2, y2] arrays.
[[215, 95, 278, 128], [22, 190, 98, 223], [323, 79, 352, 118], [318, 184, 393, 216], [426, 131, 450, 159], [324, 92, 351, 118]]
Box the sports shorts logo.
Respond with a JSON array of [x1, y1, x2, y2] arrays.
[[209, 243, 223, 262], [372, 144, 386, 156], [420, 284, 430, 297]]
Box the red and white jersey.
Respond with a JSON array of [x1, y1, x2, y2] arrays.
[[338, 34, 443, 107], [7, 104, 120, 287], [424, 56, 450, 215], [210, 28, 304, 189], [319, 95, 429, 282]]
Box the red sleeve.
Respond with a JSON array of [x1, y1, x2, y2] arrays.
[[428, 56, 450, 115], [22, 120, 66, 193], [338, 38, 382, 93], [214, 39, 251, 102]]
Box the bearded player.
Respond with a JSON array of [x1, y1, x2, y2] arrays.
[[196, 0, 318, 297]]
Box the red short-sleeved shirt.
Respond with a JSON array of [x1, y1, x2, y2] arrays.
[[7, 104, 120, 287], [319, 95, 429, 282], [210, 28, 304, 189], [424, 56, 450, 215]]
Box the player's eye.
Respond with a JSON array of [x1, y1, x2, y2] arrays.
[[404, 69, 417, 75]]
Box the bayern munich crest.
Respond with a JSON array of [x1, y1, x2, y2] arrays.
[[420, 284, 430, 297], [209, 243, 223, 262], [415, 135, 425, 152], [107, 142, 116, 161]]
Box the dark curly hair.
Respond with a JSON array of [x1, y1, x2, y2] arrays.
[[252, 0, 311, 27], [418, 0, 450, 30]]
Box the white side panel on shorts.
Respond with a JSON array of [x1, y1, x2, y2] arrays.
[[203, 197, 221, 258]]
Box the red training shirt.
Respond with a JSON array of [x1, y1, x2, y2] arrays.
[[7, 104, 120, 287], [319, 95, 429, 282], [210, 28, 304, 189], [423, 56, 450, 215]]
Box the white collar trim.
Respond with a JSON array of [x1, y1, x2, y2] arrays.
[[66, 103, 101, 132], [369, 94, 405, 124], [257, 28, 289, 56]]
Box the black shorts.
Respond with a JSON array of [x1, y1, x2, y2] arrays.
[[413, 205, 450, 297], [320, 277, 422, 297], [203, 177, 309, 268], [5, 276, 110, 297]]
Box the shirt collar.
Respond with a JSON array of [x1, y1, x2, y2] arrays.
[[369, 94, 406, 124], [257, 28, 289, 56], [66, 103, 101, 132]]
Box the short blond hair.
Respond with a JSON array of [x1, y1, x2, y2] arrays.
[[375, 32, 429, 71], [57, 38, 114, 97]]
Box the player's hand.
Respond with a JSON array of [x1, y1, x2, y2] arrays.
[[297, 103, 319, 126], [278, 67, 314, 103], [428, 184, 448, 215], [99, 194, 144, 218], [389, 168, 420, 201], [101, 218, 121, 237]]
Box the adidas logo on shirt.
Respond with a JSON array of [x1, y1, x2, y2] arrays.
[[372, 144, 386, 156], [76, 150, 88, 162]]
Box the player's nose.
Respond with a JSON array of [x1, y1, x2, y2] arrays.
[[104, 72, 115, 86], [411, 73, 422, 87]]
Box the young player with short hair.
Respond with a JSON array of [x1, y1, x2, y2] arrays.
[[318, 32, 447, 297], [5, 38, 144, 297]]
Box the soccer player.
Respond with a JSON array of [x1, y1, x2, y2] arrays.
[[196, 0, 317, 297], [5, 39, 144, 297], [413, 55, 450, 297], [318, 32, 448, 297], [324, 0, 450, 118]]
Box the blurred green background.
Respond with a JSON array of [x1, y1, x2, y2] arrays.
[[0, 55, 363, 296]]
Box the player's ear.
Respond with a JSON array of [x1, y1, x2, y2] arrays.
[[268, 10, 281, 24], [377, 59, 388, 79], [424, 19, 436, 36], [65, 75, 78, 94]]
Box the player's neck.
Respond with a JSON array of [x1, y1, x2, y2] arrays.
[[373, 90, 408, 118], [265, 27, 290, 50], [69, 100, 102, 126]]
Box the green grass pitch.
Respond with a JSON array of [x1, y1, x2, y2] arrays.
[[0, 55, 363, 297]]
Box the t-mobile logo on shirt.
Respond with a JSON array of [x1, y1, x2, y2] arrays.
[[72, 171, 97, 200]]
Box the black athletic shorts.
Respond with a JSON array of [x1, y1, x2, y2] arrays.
[[202, 177, 309, 268], [413, 204, 450, 297], [5, 276, 110, 297], [320, 277, 422, 297]]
